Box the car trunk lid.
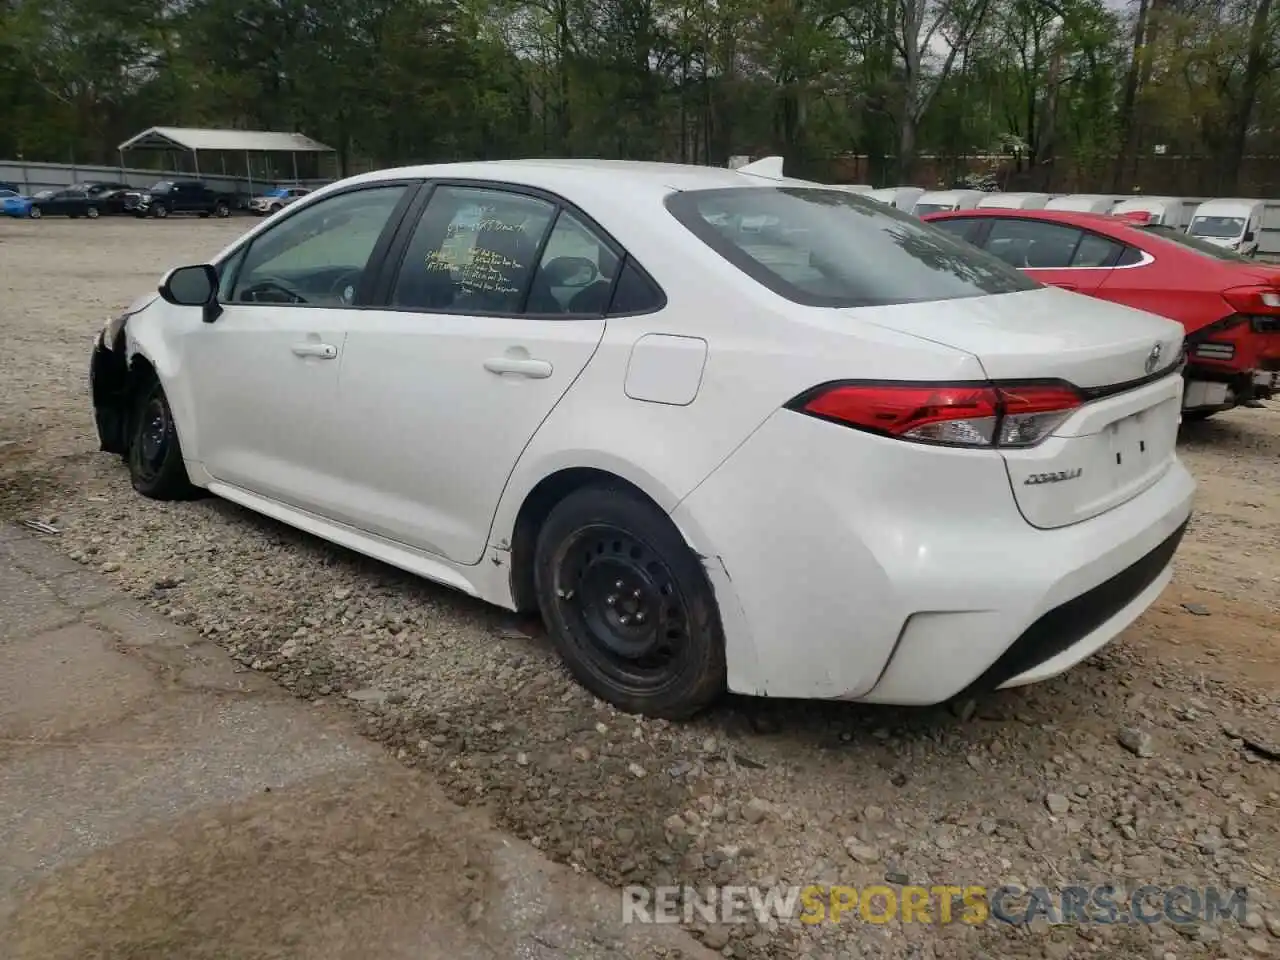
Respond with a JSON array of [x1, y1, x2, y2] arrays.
[[854, 287, 1186, 529]]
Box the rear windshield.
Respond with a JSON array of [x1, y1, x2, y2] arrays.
[[665, 187, 1037, 307], [1138, 224, 1253, 263]]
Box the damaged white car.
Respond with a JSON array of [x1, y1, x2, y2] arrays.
[[91, 159, 1194, 718]]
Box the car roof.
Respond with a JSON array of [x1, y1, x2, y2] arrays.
[[342, 159, 805, 200]]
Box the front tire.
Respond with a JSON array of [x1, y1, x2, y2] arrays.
[[154, 204, 169, 219], [214, 201, 230, 218], [127, 378, 197, 500], [86, 206, 100, 219], [29, 205, 41, 219], [533, 485, 726, 719]]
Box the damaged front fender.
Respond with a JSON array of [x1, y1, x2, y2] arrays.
[[90, 328, 132, 454]]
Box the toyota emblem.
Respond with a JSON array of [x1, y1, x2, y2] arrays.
[[1145, 342, 1162, 374]]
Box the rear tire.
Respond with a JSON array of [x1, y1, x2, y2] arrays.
[[154, 204, 169, 219], [533, 484, 726, 719], [214, 201, 230, 218], [86, 206, 100, 219], [29, 205, 41, 219], [127, 377, 198, 500]]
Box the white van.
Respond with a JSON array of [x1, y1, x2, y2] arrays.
[[975, 192, 1053, 210], [1110, 196, 1196, 230], [1044, 194, 1120, 214], [865, 187, 925, 211], [1186, 199, 1264, 257], [911, 190, 986, 216]]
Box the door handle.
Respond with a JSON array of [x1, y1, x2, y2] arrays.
[[483, 357, 553, 378], [291, 342, 338, 359]]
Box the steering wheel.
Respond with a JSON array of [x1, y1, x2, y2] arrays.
[[240, 278, 307, 304], [327, 269, 365, 306]]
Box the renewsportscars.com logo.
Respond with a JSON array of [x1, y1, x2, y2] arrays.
[[622, 883, 1250, 927]]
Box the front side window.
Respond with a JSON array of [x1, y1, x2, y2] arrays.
[[229, 184, 407, 306], [929, 217, 981, 242], [1188, 216, 1245, 239], [666, 187, 1036, 308], [983, 219, 1083, 269], [391, 186, 556, 313]]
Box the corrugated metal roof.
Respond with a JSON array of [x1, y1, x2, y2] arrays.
[[118, 126, 334, 153]]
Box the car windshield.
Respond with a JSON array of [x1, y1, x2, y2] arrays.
[[268, 188, 289, 197], [150, 181, 174, 192], [1138, 224, 1253, 263], [1188, 216, 1245, 239], [912, 202, 956, 216], [666, 187, 1038, 308], [33, 190, 54, 199]]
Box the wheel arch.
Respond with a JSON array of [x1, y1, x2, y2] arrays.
[[506, 466, 668, 613]]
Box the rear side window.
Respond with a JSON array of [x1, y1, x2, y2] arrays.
[[929, 217, 982, 242], [665, 187, 1036, 308], [1115, 246, 1146, 266], [1071, 232, 1123, 267]]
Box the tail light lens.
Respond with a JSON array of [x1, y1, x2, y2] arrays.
[[791, 381, 1082, 448], [1223, 285, 1280, 316]]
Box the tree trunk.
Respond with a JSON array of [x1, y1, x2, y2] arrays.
[[1111, 0, 1150, 191], [1223, 0, 1274, 191]]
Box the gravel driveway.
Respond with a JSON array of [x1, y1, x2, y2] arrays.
[[2, 217, 1278, 960]]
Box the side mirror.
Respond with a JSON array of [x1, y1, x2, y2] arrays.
[[159, 264, 222, 323], [1243, 231, 1255, 242]]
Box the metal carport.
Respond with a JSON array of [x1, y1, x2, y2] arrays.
[[117, 126, 338, 195]]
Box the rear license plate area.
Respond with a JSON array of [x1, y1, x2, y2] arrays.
[[1106, 402, 1175, 485]]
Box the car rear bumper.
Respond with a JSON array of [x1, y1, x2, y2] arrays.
[[672, 408, 1195, 704]]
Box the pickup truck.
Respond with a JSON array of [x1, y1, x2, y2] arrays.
[[134, 180, 235, 219]]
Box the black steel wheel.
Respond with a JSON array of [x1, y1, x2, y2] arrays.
[[128, 377, 198, 500], [534, 485, 726, 718]]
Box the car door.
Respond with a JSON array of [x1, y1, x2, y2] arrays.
[[978, 218, 1115, 295], [45, 190, 75, 215], [181, 182, 413, 512], [318, 182, 616, 563]]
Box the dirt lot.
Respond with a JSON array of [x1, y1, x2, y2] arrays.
[[2, 217, 1278, 959]]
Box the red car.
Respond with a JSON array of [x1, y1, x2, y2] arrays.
[[921, 207, 1280, 418]]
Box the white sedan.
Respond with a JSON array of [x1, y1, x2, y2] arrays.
[[90, 159, 1195, 718]]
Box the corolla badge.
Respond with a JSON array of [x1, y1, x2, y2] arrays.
[[1145, 342, 1162, 374], [1024, 468, 1083, 485]]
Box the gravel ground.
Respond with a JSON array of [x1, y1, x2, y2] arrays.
[[2, 217, 1279, 960]]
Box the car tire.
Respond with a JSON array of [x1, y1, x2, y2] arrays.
[[1182, 410, 1218, 422], [86, 206, 100, 219], [154, 204, 169, 219], [214, 201, 230, 218], [29, 205, 41, 219], [533, 484, 727, 719], [127, 377, 198, 500]]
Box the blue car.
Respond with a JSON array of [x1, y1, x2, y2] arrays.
[[2, 189, 53, 218]]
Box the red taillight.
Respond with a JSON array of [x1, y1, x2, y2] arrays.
[[1115, 210, 1153, 224], [1223, 285, 1280, 316], [792, 381, 1082, 448]]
